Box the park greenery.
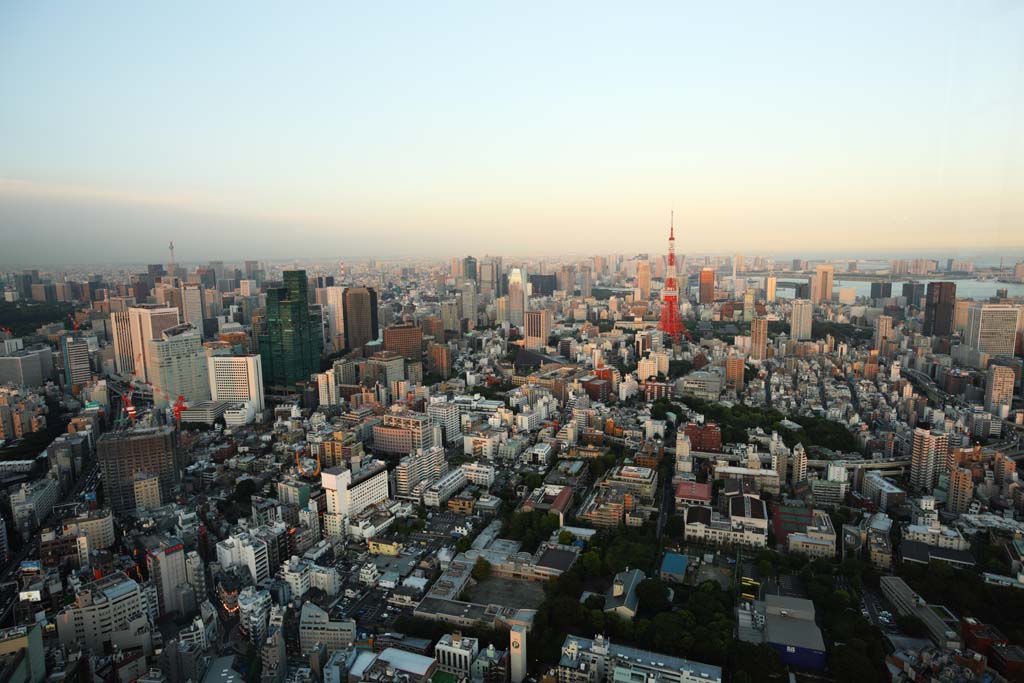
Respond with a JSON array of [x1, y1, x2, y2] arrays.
[[0, 300, 76, 337]]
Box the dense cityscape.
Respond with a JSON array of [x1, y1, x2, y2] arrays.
[[0, 242, 1023, 683]]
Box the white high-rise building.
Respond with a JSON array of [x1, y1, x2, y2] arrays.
[[790, 299, 812, 341], [910, 426, 948, 492], [986, 365, 1015, 415], [427, 399, 462, 444], [145, 323, 211, 407], [323, 286, 347, 353], [317, 369, 339, 407], [508, 268, 526, 327], [965, 303, 1021, 357], [208, 354, 265, 411], [180, 283, 206, 330], [321, 462, 389, 537], [120, 305, 180, 380]]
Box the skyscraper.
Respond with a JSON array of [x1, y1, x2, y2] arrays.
[[947, 468, 974, 515], [636, 261, 652, 301], [524, 309, 553, 350], [462, 256, 477, 283], [507, 268, 526, 327], [765, 275, 776, 302], [923, 282, 956, 337], [127, 305, 181, 381], [208, 354, 265, 412], [750, 318, 768, 361], [870, 281, 892, 300], [322, 286, 346, 353], [902, 282, 925, 304], [874, 315, 893, 352], [790, 299, 812, 341], [985, 365, 1015, 414], [258, 271, 323, 389], [965, 303, 1020, 357], [698, 268, 715, 305], [145, 323, 212, 407], [61, 336, 91, 389], [811, 265, 833, 304], [342, 287, 379, 352], [180, 283, 206, 331], [909, 425, 948, 492], [383, 322, 423, 361]]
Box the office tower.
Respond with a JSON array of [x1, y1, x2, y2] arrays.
[[317, 369, 339, 406], [462, 256, 477, 282], [127, 305, 181, 381], [947, 468, 974, 515], [208, 354, 265, 411], [524, 309, 553, 351], [320, 285, 346, 353], [342, 287, 379, 352], [440, 300, 461, 333], [874, 315, 893, 352], [580, 266, 593, 298], [902, 282, 925, 304], [111, 311, 134, 375], [55, 572, 153, 656], [507, 268, 526, 326], [383, 322, 423, 360], [145, 323, 211, 407], [870, 281, 892, 300], [734, 253, 744, 273], [427, 343, 452, 379], [636, 261, 652, 301], [61, 336, 91, 389], [790, 299, 812, 340], [909, 425, 948, 492], [811, 265, 833, 304], [180, 283, 206, 331], [461, 280, 478, 325], [259, 271, 323, 388], [750, 318, 768, 361], [698, 267, 715, 304], [985, 365, 1015, 414], [98, 425, 180, 513], [479, 260, 498, 298], [923, 282, 956, 336], [743, 288, 755, 321], [965, 303, 1021, 357], [725, 355, 745, 391], [765, 275, 777, 302]]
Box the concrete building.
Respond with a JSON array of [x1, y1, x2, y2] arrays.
[[97, 425, 180, 513], [55, 571, 154, 656], [298, 602, 355, 654], [436, 632, 480, 679], [790, 299, 812, 341], [208, 354, 265, 412], [145, 323, 211, 407], [556, 634, 721, 683], [786, 510, 836, 559]]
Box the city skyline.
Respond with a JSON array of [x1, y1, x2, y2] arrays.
[[3, 2, 1024, 262]]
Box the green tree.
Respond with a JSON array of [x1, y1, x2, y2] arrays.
[[635, 579, 671, 616], [471, 557, 492, 581]]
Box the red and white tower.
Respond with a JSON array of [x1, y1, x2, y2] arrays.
[[658, 213, 689, 343]]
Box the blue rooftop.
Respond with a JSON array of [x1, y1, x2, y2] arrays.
[[660, 552, 688, 576]]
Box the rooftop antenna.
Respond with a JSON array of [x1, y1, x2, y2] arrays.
[[168, 241, 176, 274]]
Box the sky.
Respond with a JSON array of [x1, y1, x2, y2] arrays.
[[2, 1, 1023, 265]]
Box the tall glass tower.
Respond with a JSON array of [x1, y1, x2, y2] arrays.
[[258, 270, 323, 389]]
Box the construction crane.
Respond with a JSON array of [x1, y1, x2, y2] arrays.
[[67, 314, 80, 331]]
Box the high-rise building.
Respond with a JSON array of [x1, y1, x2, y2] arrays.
[[985, 365, 1015, 415], [902, 282, 925, 304], [55, 572, 153, 656], [750, 318, 768, 361], [394, 445, 447, 498], [811, 265, 833, 304], [208, 354, 265, 411], [180, 283, 206, 331], [259, 271, 323, 388], [870, 281, 892, 299], [965, 303, 1020, 357], [698, 268, 715, 304], [61, 336, 91, 389], [579, 266, 593, 298], [322, 286, 347, 353], [725, 355, 745, 391], [462, 256, 478, 283], [874, 315, 893, 352], [427, 343, 452, 379], [97, 425, 180, 513], [947, 467, 973, 515], [127, 305, 181, 381], [923, 282, 956, 337], [145, 323, 211, 407], [508, 269, 526, 327], [383, 322, 423, 361], [143, 534, 189, 615], [460, 280, 478, 325], [909, 425, 948, 492], [524, 309, 553, 350], [342, 287, 379, 352], [765, 275, 777, 302], [636, 261, 652, 301], [790, 299, 812, 341]]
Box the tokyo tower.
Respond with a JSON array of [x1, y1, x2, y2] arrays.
[[658, 212, 690, 343]]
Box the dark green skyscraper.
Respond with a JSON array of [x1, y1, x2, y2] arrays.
[[258, 270, 323, 389]]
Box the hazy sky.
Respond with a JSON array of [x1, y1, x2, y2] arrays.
[[2, 2, 1023, 265]]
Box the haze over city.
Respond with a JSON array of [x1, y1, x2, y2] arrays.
[[3, 1, 1024, 264]]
